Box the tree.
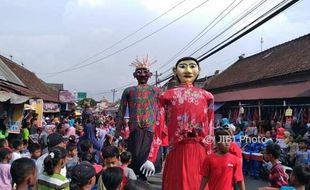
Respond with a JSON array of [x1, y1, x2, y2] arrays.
[[77, 98, 97, 108]]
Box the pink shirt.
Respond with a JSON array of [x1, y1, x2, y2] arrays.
[[0, 163, 12, 190], [65, 126, 76, 137]]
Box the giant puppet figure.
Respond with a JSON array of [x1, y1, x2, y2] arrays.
[[159, 57, 214, 190], [117, 56, 162, 181]]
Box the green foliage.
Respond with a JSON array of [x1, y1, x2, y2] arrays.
[[77, 98, 97, 107]]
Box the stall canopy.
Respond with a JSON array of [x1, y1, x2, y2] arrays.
[[0, 91, 30, 104], [213, 81, 310, 102]]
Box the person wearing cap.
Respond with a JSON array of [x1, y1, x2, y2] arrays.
[[116, 56, 162, 181], [36, 133, 68, 177], [70, 161, 97, 190]]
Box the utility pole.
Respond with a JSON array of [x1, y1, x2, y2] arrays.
[[260, 37, 264, 52], [155, 71, 162, 86], [111, 89, 117, 103]]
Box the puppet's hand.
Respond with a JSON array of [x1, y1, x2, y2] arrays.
[[140, 160, 155, 177]]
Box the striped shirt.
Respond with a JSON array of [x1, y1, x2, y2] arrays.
[[38, 172, 69, 190]]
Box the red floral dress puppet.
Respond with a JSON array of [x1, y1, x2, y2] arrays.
[[159, 57, 214, 190], [117, 56, 162, 181]]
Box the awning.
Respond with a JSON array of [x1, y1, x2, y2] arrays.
[[213, 81, 310, 102], [0, 91, 30, 104], [0, 91, 11, 102], [214, 102, 225, 111]]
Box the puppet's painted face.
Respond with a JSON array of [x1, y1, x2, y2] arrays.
[[174, 60, 200, 84], [133, 68, 152, 84]]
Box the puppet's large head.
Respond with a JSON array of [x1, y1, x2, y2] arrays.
[[131, 55, 156, 85], [173, 57, 200, 84]]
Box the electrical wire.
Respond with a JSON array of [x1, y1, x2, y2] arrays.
[[155, 0, 269, 77], [41, 0, 212, 78], [154, 0, 243, 73], [37, 0, 187, 75], [197, 0, 300, 61], [190, 0, 271, 57], [91, 0, 300, 96], [152, 0, 299, 86]]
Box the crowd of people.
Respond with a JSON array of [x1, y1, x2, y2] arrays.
[[0, 56, 310, 190], [217, 116, 310, 190], [0, 109, 154, 190]]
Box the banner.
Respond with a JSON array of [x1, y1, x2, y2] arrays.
[[43, 103, 60, 113], [29, 99, 43, 128], [59, 90, 75, 103], [7, 104, 24, 134]]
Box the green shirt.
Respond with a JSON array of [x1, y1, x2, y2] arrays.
[[38, 172, 69, 190], [22, 128, 29, 141], [0, 129, 8, 139]]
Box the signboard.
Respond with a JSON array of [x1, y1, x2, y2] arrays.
[[43, 103, 60, 113], [77, 92, 87, 101], [29, 99, 43, 128], [59, 90, 75, 103], [7, 104, 23, 134]]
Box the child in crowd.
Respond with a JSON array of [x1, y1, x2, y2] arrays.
[[79, 139, 94, 156], [66, 142, 79, 178], [200, 130, 245, 190], [21, 140, 30, 158], [120, 151, 137, 180], [0, 147, 12, 189], [80, 138, 104, 164], [10, 157, 37, 190], [28, 143, 42, 162], [37, 147, 69, 190], [280, 165, 310, 190], [264, 131, 274, 146], [70, 161, 97, 190], [0, 138, 9, 148], [258, 165, 310, 190], [98, 167, 123, 190], [80, 152, 103, 185], [295, 140, 310, 167], [118, 140, 128, 154], [263, 143, 289, 188], [102, 145, 120, 169], [10, 139, 22, 163]]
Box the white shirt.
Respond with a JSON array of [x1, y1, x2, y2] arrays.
[[10, 152, 21, 164], [35, 153, 67, 177]]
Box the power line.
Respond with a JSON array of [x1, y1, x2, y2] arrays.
[[190, 0, 269, 57], [104, 0, 276, 89], [41, 0, 212, 78], [91, 0, 300, 93], [154, 0, 243, 73], [155, 0, 269, 76], [191, 0, 270, 57], [154, 0, 300, 86], [197, 0, 299, 62], [37, 0, 187, 75]]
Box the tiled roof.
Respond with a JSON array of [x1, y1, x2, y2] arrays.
[[0, 55, 59, 102], [207, 33, 310, 90]]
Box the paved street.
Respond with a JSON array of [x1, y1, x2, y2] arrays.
[[148, 173, 268, 190]]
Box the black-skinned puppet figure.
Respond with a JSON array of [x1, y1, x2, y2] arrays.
[[116, 55, 163, 181]]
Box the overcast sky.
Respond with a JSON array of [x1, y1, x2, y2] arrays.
[[1, 0, 309, 101]]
